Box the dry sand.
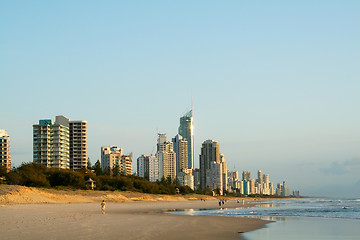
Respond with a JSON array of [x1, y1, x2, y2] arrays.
[[0, 186, 270, 240]]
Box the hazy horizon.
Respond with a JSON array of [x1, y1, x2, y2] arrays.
[[1, 1, 359, 198]]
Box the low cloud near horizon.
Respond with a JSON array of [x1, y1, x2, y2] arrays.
[[320, 158, 360, 175]]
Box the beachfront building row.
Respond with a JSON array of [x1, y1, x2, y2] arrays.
[[227, 170, 292, 196], [137, 137, 228, 193], [0, 129, 11, 172], [137, 133, 195, 190], [101, 146, 133, 176], [33, 115, 87, 170], [276, 181, 290, 196], [228, 170, 276, 195], [137, 108, 195, 189]]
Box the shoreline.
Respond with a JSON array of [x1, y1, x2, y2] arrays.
[[0, 185, 272, 239]]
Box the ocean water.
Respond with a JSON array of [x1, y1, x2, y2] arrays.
[[170, 198, 360, 240]]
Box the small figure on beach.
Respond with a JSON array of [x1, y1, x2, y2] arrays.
[[237, 199, 240, 204], [101, 200, 106, 214], [218, 199, 222, 207], [222, 200, 225, 205]]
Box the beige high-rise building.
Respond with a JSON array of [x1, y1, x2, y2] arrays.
[[157, 134, 176, 180], [250, 179, 256, 194], [121, 154, 133, 175], [69, 120, 87, 170], [172, 134, 188, 174], [101, 146, 123, 175], [101, 146, 132, 176], [0, 130, 11, 172]]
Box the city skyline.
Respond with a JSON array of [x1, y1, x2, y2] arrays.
[[1, 1, 360, 198]]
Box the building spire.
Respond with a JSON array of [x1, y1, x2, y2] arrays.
[[191, 94, 194, 117]]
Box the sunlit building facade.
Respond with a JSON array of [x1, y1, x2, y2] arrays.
[[101, 146, 123, 175], [33, 119, 70, 169], [69, 120, 87, 170], [178, 110, 194, 169], [0, 129, 11, 172], [172, 134, 188, 174], [157, 134, 176, 180]]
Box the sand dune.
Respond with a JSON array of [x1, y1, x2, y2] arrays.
[[0, 185, 214, 205]]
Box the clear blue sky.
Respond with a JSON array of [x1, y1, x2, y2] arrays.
[[1, 0, 359, 197]]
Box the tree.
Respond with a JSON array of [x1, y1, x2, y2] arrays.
[[103, 167, 110, 176], [0, 165, 8, 177], [93, 160, 103, 176], [87, 157, 92, 169], [112, 164, 120, 177]]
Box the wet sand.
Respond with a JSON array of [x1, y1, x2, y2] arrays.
[[0, 200, 270, 240]]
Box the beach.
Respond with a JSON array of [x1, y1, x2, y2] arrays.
[[0, 186, 270, 240]]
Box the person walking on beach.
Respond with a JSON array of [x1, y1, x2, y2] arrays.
[[101, 200, 106, 214], [218, 199, 222, 207]]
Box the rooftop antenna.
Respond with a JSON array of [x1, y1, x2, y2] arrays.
[[151, 146, 155, 156], [191, 94, 194, 116]]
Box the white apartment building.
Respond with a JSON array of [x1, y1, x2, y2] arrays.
[[33, 116, 87, 170], [220, 153, 228, 193], [137, 154, 149, 178], [137, 154, 160, 182], [0, 129, 11, 172], [33, 119, 70, 169]]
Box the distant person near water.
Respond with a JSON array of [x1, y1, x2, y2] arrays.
[[101, 200, 106, 214]]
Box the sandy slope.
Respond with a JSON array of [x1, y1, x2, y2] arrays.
[[0, 185, 215, 204]]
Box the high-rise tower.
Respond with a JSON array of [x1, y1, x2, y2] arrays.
[[156, 134, 176, 180], [199, 139, 220, 190], [33, 116, 87, 170], [33, 119, 70, 169], [0, 129, 11, 172], [178, 109, 194, 169], [69, 120, 87, 170], [172, 134, 188, 174]]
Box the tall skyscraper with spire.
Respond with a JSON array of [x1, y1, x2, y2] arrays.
[[178, 108, 194, 169]]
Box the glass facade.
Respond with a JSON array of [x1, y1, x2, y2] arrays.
[[178, 110, 194, 169]]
